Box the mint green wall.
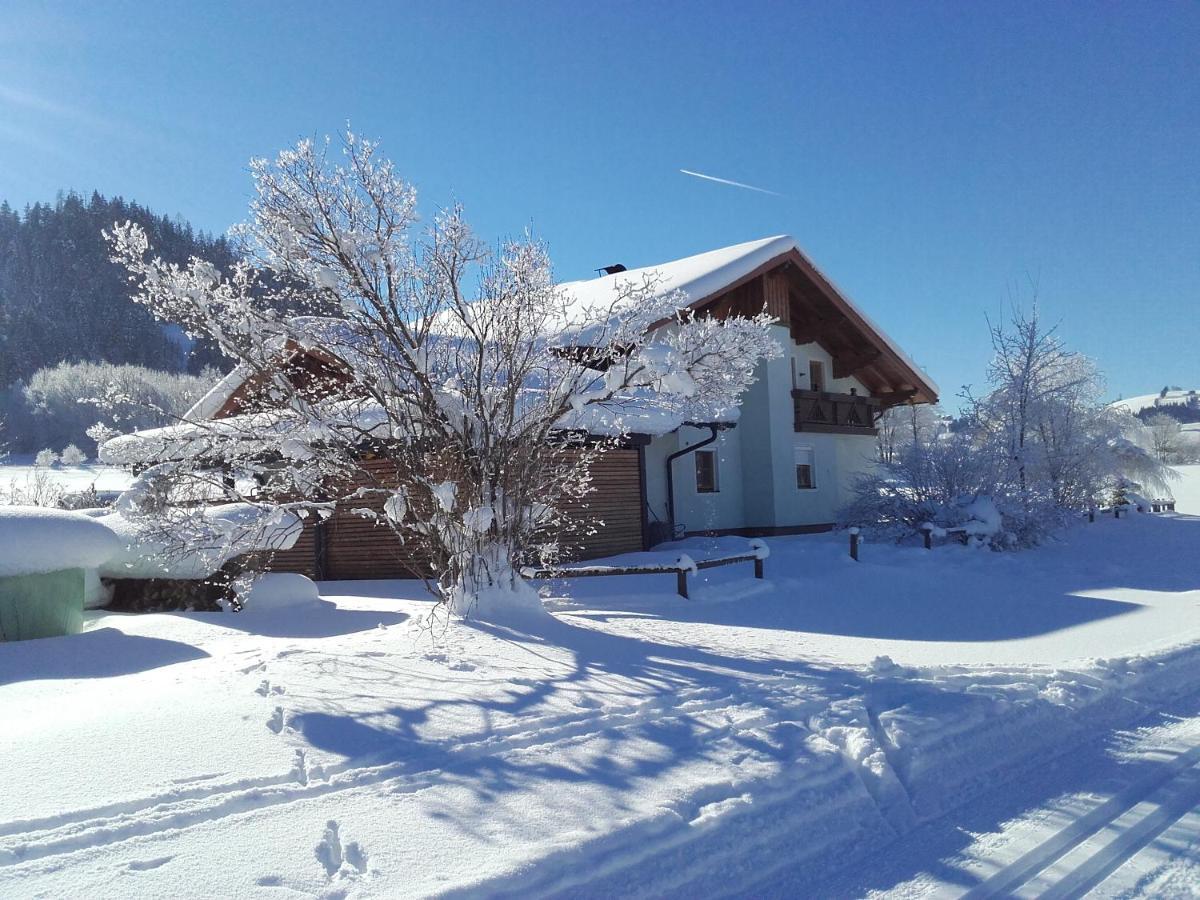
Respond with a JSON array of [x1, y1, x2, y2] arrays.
[[0, 568, 86, 641], [642, 323, 882, 539]]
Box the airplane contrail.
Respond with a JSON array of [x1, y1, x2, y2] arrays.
[[679, 168, 781, 196]]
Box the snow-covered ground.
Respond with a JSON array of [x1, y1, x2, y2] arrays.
[[1171, 464, 1200, 515], [0, 455, 133, 497], [2, 480, 1199, 896]]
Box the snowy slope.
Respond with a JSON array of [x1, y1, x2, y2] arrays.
[[1170, 464, 1200, 515], [2, 513, 1199, 897], [1111, 389, 1199, 415]]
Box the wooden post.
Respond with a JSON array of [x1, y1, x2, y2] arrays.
[[676, 568, 689, 599], [1114, 506, 1121, 519], [923, 529, 932, 550], [849, 528, 860, 562], [753, 557, 764, 579], [1088, 507, 1095, 523]]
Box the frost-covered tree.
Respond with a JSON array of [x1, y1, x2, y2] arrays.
[[107, 132, 779, 619], [1145, 412, 1183, 463], [9, 361, 217, 454], [34, 449, 58, 468], [876, 402, 943, 464], [60, 443, 87, 466], [845, 303, 1170, 546]]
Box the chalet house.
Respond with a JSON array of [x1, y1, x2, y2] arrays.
[[101, 235, 937, 580]]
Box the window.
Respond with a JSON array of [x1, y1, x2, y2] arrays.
[[695, 450, 719, 493], [808, 360, 825, 392], [795, 446, 816, 489]]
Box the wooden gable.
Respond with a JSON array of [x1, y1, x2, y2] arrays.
[[685, 252, 938, 409], [212, 345, 356, 420]]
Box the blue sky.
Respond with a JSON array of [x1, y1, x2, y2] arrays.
[[1, 1, 1196, 407]]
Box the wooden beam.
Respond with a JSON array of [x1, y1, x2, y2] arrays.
[[833, 347, 882, 379], [790, 314, 844, 346], [874, 389, 919, 408]]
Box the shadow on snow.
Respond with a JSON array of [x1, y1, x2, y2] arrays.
[[0, 627, 209, 684]]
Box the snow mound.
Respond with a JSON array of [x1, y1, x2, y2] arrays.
[[0, 506, 123, 578], [236, 573, 321, 613]]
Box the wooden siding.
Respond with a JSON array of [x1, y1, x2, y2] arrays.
[[265, 448, 644, 580], [763, 272, 791, 325], [555, 448, 645, 560], [267, 518, 320, 579]]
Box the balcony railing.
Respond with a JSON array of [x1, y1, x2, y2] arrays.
[[792, 389, 879, 435]]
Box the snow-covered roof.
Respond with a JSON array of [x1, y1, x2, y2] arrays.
[[99, 391, 737, 467], [126, 236, 934, 467], [183, 365, 253, 421], [559, 236, 938, 397], [559, 236, 795, 325]]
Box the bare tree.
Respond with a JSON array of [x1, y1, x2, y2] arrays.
[[1145, 412, 1183, 463], [107, 132, 779, 620], [876, 402, 941, 463], [849, 302, 1171, 546]]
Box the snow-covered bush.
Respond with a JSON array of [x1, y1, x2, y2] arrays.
[[34, 449, 58, 468], [1, 467, 64, 508], [60, 443, 87, 466], [235, 572, 321, 613], [107, 131, 779, 620], [844, 305, 1171, 548], [9, 361, 217, 454]]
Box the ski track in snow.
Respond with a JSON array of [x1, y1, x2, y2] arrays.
[[7, 645, 1200, 898]]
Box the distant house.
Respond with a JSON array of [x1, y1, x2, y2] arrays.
[[102, 236, 938, 579]]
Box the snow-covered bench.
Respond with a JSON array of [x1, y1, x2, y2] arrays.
[[522, 543, 767, 599]]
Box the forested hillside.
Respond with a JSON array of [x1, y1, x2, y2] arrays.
[[0, 192, 234, 386]]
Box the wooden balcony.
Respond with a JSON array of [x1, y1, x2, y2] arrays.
[[792, 389, 879, 435]]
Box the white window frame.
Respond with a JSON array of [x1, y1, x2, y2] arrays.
[[695, 449, 719, 493], [794, 446, 816, 490]]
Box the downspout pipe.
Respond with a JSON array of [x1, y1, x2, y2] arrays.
[[665, 423, 720, 532]]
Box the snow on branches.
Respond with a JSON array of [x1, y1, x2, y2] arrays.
[[106, 131, 780, 619], [843, 304, 1171, 547]]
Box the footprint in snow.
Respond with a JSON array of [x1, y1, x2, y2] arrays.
[[126, 855, 174, 872], [256, 680, 285, 696], [267, 706, 286, 734], [315, 820, 369, 880]]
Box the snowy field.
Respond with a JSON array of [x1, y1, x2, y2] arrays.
[[0, 455, 133, 497], [1, 474, 1199, 897]]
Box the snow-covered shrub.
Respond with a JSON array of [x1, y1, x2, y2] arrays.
[[34, 449, 58, 468], [12, 361, 218, 454], [841, 430, 998, 540], [107, 130, 780, 620], [844, 305, 1171, 548], [60, 443, 87, 466], [235, 572, 321, 613], [1, 468, 64, 508]]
